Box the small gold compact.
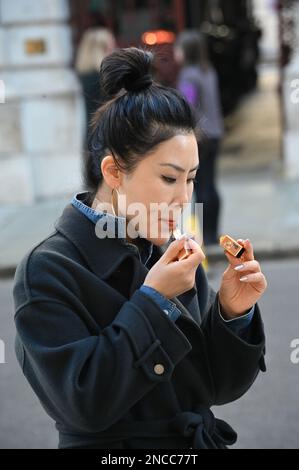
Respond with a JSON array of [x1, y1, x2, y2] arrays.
[[219, 234, 245, 258], [172, 227, 192, 261]]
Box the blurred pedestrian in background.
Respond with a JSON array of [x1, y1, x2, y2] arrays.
[[75, 27, 117, 148], [174, 30, 224, 246]]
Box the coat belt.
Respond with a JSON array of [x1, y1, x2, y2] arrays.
[[58, 406, 237, 449]]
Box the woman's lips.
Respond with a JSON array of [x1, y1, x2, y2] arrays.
[[160, 219, 177, 229]]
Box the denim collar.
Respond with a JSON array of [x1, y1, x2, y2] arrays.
[[71, 191, 154, 266]]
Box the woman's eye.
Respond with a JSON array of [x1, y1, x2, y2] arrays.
[[162, 176, 177, 184], [162, 176, 197, 185]]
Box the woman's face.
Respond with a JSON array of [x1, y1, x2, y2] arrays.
[[118, 133, 199, 246], [173, 45, 185, 66]]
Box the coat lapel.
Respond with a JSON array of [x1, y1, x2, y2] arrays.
[[55, 203, 134, 280]]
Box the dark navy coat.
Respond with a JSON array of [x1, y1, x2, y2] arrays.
[[13, 202, 266, 449]]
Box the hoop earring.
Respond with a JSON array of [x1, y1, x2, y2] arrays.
[[111, 187, 120, 217]]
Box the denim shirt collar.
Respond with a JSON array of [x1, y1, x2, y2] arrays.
[[71, 191, 154, 266]]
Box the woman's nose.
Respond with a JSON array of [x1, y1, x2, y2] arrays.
[[174, 186, 190, 206]]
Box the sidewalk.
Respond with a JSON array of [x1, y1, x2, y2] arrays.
[[205, 64, 299, 262], [209, 164, 299, 262], [0, 163, 298, 277], [0, 196, 70, 276]]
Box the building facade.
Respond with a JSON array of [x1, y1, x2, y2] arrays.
[[280, 0, 299, 178], [0, 0, 84, 205], [2, 0, 297, 205]]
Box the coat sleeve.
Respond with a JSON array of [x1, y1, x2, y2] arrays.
[[13, 252, 192, 434], [195, 265, 266, 406]]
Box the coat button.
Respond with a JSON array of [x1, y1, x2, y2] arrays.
[[154, 364, 165, 375]]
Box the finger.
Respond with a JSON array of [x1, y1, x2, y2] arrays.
[[224, 249, 244, 267], [181, 238, 206, 267], [238, 238, 254, 262], [186, 237, 206, 261], [233, 260, 261, 273], [181, 250, 206, 268], [162, 237, 188, 263], [239, 272, 267, 285], [186, 237, 204, 253]]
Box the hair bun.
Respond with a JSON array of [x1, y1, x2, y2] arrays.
[[99, 47, 154, 97], [125, 73, 153, 92]]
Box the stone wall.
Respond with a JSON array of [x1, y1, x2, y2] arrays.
[[282, 1, 299, 179], [0, 0, 85, 204]]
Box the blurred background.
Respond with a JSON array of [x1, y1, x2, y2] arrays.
[[0, 0, 299, 449]]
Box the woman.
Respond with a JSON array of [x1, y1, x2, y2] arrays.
[[174, 30, 224, 245], [13, 47, 267, 449], [75, 27, 117, 147]]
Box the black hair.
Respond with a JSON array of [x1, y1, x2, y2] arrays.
[[84, 47, 200, 199]]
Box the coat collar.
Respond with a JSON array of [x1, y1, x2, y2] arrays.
[[71, 190, 154, 267], [54, 202, 141, 281], [55, 202, 201, 322]]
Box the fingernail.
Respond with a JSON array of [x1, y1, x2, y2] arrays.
[[240, 276, 248, 281], [187, 238, 198, 247], [234, 264, 244, 271], [178, 232, 189, 240]]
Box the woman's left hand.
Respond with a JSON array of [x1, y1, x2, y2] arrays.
[[219, 239, 268, 319]]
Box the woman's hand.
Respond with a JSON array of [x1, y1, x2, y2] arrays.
[[219, 239, 267, 319], [143, 237, 205, 299]]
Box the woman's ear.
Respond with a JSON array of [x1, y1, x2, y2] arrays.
[[101, 155, 122, 188]]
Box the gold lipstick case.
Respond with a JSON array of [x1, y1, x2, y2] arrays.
[[219, 234, 245, 258]]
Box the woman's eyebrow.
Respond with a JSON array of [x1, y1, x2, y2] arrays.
[[159, 163, 199, 173]]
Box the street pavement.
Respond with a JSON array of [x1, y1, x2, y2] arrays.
[[208, 257, 299, 449]]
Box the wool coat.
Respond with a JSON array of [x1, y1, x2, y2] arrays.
[[13, 202, 266, 449]]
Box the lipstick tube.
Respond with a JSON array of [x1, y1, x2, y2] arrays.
[[172, 227, 193, 261]]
